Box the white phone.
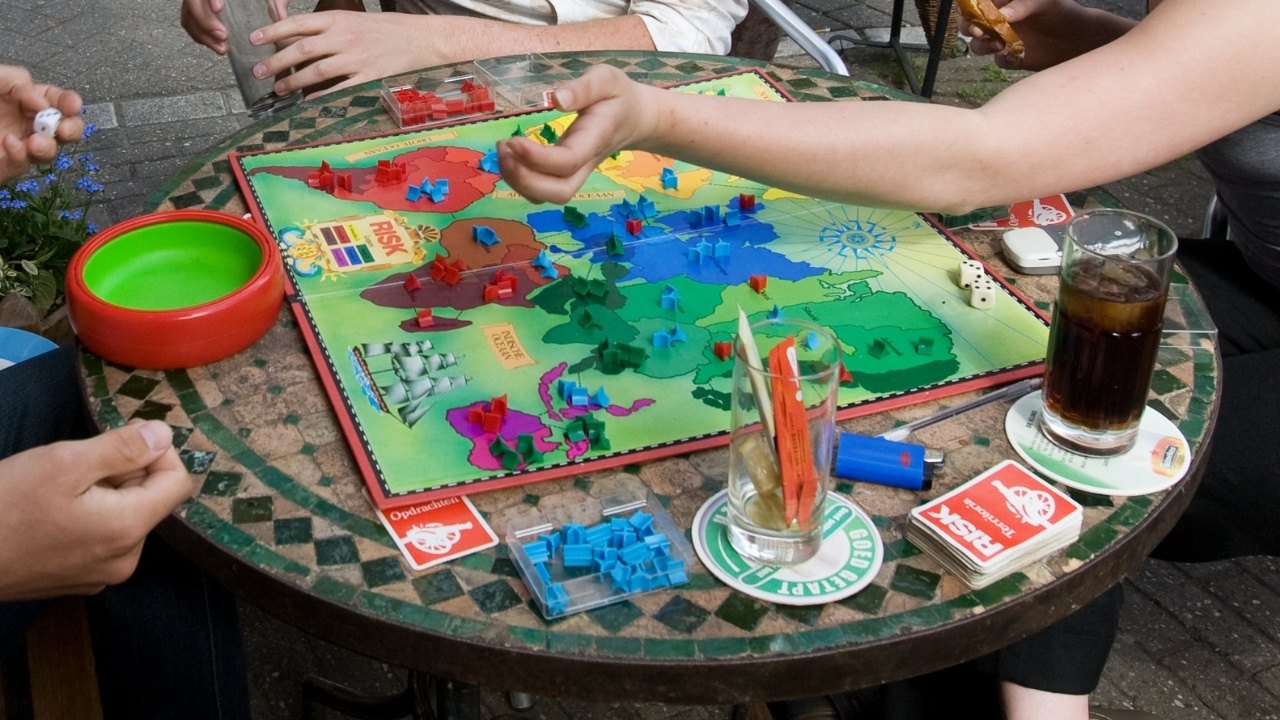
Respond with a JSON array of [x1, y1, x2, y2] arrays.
[[1001, 225, 1066, 274]]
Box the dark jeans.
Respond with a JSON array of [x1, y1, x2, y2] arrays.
[[0, 346, 251, 720], [1153, 238, 1280, 561]]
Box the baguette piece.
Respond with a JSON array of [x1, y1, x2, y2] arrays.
[[955, 0, 1025, 57]]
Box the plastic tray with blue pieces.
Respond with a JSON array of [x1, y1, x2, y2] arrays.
[[506, 488, 693, 618]]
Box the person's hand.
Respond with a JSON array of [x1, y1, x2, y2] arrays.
[[248, 11, 426, 97], [181, 0, 291, 54], [498, 65, 659, 205], [0, 65, 83, 183], [961, 0, 1117, 70], [0, 421, 194, 601]]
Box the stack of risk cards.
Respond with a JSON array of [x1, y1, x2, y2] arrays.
[[907, 460, 1082, 588]]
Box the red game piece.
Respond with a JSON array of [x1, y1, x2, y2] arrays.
[[403, 274, 422, 292], [445, 98, 465, 114], [839, 362, 854, 385], [415, 309, 434, 328], [748, 275, 767, 293], [713, 341, 732, 361], [625, 218, 642, 236], [490, 395, 508, 416], [483, 284, 500, 303], [461, 79, 478, 93], [442, 266, 461, 286], [492, 269, 518, 293], [467, 407, 484, 425], [335, 173, 352, 191], [739, 193, 756, 211], [481, 411, 502, 434]]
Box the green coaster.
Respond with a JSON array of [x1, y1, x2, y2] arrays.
[[1005, 390, 1191, 496], [692, 490, 883, 606]]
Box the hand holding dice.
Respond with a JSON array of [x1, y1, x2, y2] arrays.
[[32, 107, 61, 139]]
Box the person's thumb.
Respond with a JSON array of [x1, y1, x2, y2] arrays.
[[997, 0, 1041, 24], [69, 422, 173, 488], [550, 64, 624, 113]]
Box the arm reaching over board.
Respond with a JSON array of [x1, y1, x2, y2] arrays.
[[501, 0, 1280, 216]]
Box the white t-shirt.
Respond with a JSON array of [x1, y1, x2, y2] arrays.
[[396, 0, 747, 55]]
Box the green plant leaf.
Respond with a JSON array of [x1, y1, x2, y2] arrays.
[[20, 259, 38, 275], [30, 271, 57, 316]]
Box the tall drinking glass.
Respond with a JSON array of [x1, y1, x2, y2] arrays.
[[1039, 209, 1178, 455], [218, 0, 303, 119], [728, 318, 839, 566]]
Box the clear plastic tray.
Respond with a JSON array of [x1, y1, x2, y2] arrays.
[[506, 488, 693, 618], [380, 70, 498, 130], [472, 54, 574, 110]]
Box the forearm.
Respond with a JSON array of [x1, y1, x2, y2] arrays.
[[422, 13, 654, 66]]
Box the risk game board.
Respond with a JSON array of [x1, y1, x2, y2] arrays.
[[232, 70, 1050, 510]]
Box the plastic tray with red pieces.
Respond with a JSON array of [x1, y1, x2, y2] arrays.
[[379, 71, 497, 130]]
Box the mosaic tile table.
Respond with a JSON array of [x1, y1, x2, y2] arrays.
[[80, 52, 1220, 706]]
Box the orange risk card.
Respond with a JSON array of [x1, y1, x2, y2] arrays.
[[374, 495, 499, 571]]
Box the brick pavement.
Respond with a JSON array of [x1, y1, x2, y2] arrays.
[[2, 0, 1273, 717]]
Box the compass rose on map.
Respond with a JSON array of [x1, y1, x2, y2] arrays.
[[818, 217, 896, 262]]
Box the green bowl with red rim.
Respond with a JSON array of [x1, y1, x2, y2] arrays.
[[67, 210, 284, 369]]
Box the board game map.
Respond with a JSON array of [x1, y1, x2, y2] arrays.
[[232, 70, 1050, 510]]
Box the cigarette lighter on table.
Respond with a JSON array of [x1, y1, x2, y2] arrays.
[[834, 433, 945, 491]]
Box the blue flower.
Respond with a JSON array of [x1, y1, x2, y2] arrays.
[[0, 199, 29, 210], [0, 190, 10, 200], [75, 177, 104, 194], [43, 173, 58, 185], [58, 209, 84, 220], [85, 163, 100, 173], [54, 153, 73, 172], [76, 153, 91, 164], [81, 123, 97, 140], [87, 222, 98, 234], [14, 180, 39, 194]]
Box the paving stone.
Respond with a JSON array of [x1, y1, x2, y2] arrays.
[[1103, 634, 1225, 720], [1118, 581, 1199, 658], [1163, 644, 1280, 719], [81, 102, 119, 130], [120, 92, 228, 126], [830, 5, 895, 30]]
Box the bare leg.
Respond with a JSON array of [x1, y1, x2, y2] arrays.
[[1001, 681, 1090, 720]]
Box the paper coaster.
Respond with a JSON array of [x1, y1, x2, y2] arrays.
[[1005, 391, 1192, 496], [692, 490, 883, 606], [0, 327, 56, 372]]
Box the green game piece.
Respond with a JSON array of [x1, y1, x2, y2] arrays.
[[497, 448, 521, 471], [868, 339, 888, 359], [489, 435, 513, 457], [572, 276, 589, 296], [510, 125, 523, 137], [716, 88, 727, 96], [515, 434, 543, 464], [916, 337, 934, 355], [563, 205, 588, 229], [610, 151, 620, 160], [539, 124, 559, 143], [605, 233, 626, 257], [577, 308, 602, 329], [587, 278, 608, 298], [565, 424, 587, 444]]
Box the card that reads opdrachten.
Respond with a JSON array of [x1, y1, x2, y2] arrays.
[[375, 495, 498, 571], [910, 460, 1081, 570]]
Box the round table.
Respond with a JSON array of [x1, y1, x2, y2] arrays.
[[80, 51, 1220, 706]]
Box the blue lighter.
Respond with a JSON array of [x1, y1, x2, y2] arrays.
[[834, 432, 945, 491]]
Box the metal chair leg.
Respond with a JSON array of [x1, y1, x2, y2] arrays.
[[506, 692, 535, 711], [1203, 194, 1229, 240]]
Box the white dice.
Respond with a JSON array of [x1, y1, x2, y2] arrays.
[[958, 259, 984, 289], [32, 108, 61, 138], [969, 277, 996, 309]]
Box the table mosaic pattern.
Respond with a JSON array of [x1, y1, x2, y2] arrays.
[[84, 52, 1218, 701]]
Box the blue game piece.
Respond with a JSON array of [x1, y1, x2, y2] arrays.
[[523, 540, 550, 564], [714, 240, 731, 259], [545, 582, 569, 614], [628, 512, 654, 533], [591, 387, 610, 408], [644, 534, 671, 555], [479, 150, 500, 174], [619, 541, 652, 565], [688, 209, 705, 228], [723, 209, 741, 227], [636, 194, 657, 219], [532, 249, 552, 269], [558, 379, 578, 401], [652, 330, 671, 349], [539, 264, 558, 279], [563, 543, 593, 567], [610, 564, 632, 591], [435, 179, 449, 193], [543, 532, 561, 555], [473, 225, 499, 246], [428, 186, 446, 203], [692, 240, 714, 264], [535, 561, 552, 583], [563, 523, 586, 544], [767, 304, 784, 320], [627, 574, 651, 593], [804, 331, 821, 351], [585, 524, 612, 547], [660, 284, 680, 311], [620, 198, 641, 221], [569, 386, 589, 406], [702, 205, 720, 224], [666, 569, 688, 585], [669, 324, 686, 344], [405, 186, 422, 202], [660, 167, 678, 190]]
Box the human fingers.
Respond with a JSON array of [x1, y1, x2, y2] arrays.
[[251, 15, 345, 91], [968, 34, 1006, 56], [0, 133, 32, 182], [496, 140, 596, 205], [56, 421, 175, 493], [107, 446, 194, 530], [994, 0, 1048, 23], [181, 0, 229, 54]]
